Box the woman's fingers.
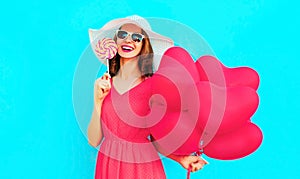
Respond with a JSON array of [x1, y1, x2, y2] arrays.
[[101, 72, 111, 80], [190, 157, 208, 172], [96, 74, 111, 90], [94, 74, 112, 101], [190, 162, 204, 172], [97, 80, 110, 90]]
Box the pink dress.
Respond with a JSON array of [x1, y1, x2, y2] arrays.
[[95, 78, 166, 179]]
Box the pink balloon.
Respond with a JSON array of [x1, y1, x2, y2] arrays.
[[196, 55, 260, 90], [160, 47, 200, 83], [150, 49, 200, 155], [196, 82, 259, 135], [150, 112, 202, 155], [151, 74, 181, 112], [204, 122, 263, 160]]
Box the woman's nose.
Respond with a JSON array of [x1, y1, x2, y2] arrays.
[[124, 34, 133, 42]]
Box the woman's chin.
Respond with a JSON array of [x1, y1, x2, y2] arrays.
[[119, 51, 139, 59]]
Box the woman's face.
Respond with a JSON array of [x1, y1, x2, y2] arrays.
[[116, 24, 144, 59]]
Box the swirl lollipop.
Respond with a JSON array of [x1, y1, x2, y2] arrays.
[[94, 38, 118, 74]]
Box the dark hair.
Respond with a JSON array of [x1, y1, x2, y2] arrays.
[[109, 27, 154, 78]]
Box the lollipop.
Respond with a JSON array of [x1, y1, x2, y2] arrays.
[[94, 38, 118, 73]]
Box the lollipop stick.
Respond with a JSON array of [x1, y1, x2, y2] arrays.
[[106, 58, 110, 76]]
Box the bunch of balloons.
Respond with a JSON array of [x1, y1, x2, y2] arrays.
[[149, 47, 262, 160]]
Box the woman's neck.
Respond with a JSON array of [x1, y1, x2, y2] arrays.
[[118, 57, 142, 79]]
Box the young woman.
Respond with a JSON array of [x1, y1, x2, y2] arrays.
[[88, 16, 207, 178]]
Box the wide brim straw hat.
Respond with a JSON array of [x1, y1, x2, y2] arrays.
[[89, 15, 174, 71]]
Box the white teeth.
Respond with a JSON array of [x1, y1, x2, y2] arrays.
[[122, 46, 133, 50]]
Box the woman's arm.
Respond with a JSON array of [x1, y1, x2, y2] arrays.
[[150, 135, 208, 172], [87, 105, 103, 147], [87, 73, 111, 147]]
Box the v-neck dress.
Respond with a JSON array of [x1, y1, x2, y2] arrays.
[[95, 78, 166, 179]]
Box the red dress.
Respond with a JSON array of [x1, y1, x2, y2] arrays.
[[95, 78, 166, 179]]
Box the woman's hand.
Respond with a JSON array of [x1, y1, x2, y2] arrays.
[[94, 73, 111, 107], [177, 155, 208, 172], [88, 73, 111, 147], [151, 137, 208, 172]]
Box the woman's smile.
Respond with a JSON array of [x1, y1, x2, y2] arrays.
[[121, 44, 134, 52]]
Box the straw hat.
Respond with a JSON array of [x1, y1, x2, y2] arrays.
[[89, 15, 174, 71]]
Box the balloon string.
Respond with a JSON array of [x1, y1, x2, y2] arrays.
[[187, 167, 191, 179]]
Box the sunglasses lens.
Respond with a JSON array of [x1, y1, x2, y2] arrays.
[[132, 33, 143, 42], [117, 30, 128, 39]]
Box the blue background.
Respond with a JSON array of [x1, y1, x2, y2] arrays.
[[1, 0, 299, 178]]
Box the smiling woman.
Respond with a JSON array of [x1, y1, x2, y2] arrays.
[[87, 15, 208, 179], [110, 23, 153, 78]]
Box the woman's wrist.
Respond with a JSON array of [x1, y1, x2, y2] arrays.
[[94, 102, 103, 115], [167, 154, 184, 163]]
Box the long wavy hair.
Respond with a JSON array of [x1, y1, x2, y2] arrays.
[[109, 26, 154, 78]]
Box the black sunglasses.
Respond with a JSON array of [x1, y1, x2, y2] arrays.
[[116, 30, 145, 43]]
